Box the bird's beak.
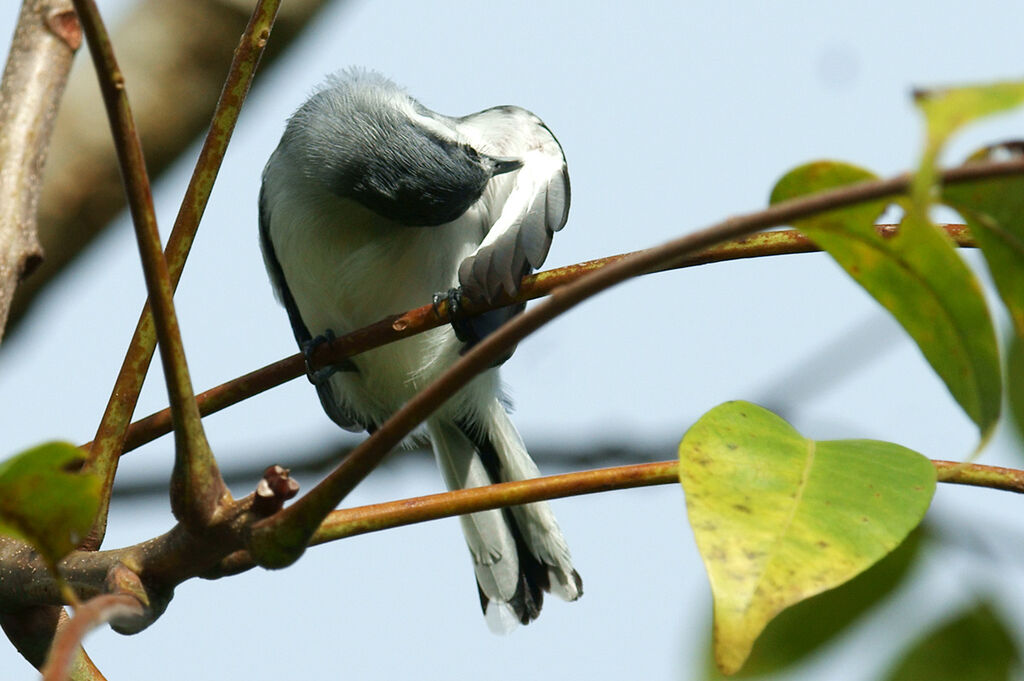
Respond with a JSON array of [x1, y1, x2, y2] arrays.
[[489, 156, 524, 176]]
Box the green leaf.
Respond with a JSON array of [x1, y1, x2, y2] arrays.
[[703, 529, 926, 680], [912, 81, 1024, 207], [679, 401, 936, 675], [943, 164, 1024, 338], [0, 442, 102, 569], [882, 601, 1019, 681], [771, 161, 1001, 438]]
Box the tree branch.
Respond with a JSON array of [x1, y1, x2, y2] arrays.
[[0, 161, 1010, 639], [72, 0, 229, 528], [86, 0, 280, 548], [110, 222, 977, 455], [245, 161, 1024, 569], [0, 607, 105, 678], [7, 0, 339, 336], [205, 456, 1024, 577], [0, 0, 79, 342]]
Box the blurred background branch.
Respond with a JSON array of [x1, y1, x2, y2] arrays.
[[0, 0, 79, 342], [5, 0, 340, 336]]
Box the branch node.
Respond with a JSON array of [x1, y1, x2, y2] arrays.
[[252, 465, 299, 516], [45, 9, 81, 50]]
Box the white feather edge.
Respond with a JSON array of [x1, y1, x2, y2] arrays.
[[459, 150, 565, 302]]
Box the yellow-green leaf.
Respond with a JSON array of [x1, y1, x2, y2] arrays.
[[943, 160, 1024, 337], [912, 80, 1024, 208], [882, 602, 1018, 681], [703, 529, 926, 680], [0, 442, 102, 569], [679, 401, 935, 675], [771, 161, 1001, 438]]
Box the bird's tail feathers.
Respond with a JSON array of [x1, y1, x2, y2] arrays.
[[478, 400, 582, 603], [428, 402, 581, 632], [428, 419, 543, 633]]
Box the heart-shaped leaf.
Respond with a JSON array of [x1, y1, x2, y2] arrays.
[[679, 401, 935, 675], [703, 528, 926, 679], [771, 161, 1001, 439], [0, 442, 102, 569]]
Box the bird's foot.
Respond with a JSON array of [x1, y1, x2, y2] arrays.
[[301, 329, 351, 386], [433, 287, 478, 345]]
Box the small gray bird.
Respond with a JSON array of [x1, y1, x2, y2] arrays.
[[259, 70, 580, 631]]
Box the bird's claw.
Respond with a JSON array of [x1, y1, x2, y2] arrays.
[[433, 287, 477, 344], [302, 329, 341, 386]]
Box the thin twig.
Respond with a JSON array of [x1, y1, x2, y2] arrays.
[[39, 594, 143, 681], [86, 0, 280, 547], [71, 0, 228, 528], [109, 223, 976, 455], [208, 455, 1024, 577], [933, 459, 1024, 492], [0, 0, 79, 342], [245, 160, 1024, 568], [312, 461, 680, 542]]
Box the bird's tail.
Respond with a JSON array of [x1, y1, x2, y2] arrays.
[[427, 400, 581, 633]]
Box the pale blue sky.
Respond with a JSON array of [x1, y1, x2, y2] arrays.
[[2, 1, 1024, 678]]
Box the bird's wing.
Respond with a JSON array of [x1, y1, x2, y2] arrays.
[[258, 181, 313, 348], [259, 177, 364, 432], [454, 107, 570, 304]]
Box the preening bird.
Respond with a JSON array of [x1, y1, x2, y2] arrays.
[[259, 70, 581, 631]]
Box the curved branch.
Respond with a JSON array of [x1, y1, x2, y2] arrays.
[[0, 0, 79, 342], [110, 222, 977, 455], [246, 161, 1024, 568]]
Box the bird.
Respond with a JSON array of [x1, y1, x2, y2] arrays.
[[258, 69, 581, 632]]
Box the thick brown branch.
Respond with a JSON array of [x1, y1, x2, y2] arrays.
[[0, 0, 79, 342]]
